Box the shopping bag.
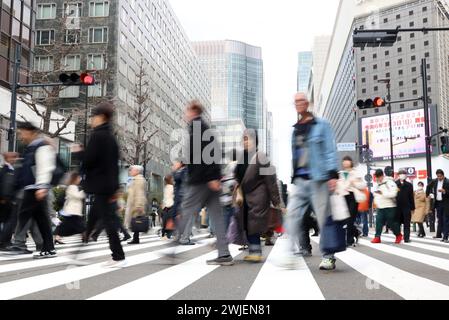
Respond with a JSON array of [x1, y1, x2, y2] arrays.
[[226, 216, 248, 246], [320, 216, 347, 254], [330, 194, 350, 222], [131, 216, 150, 233]]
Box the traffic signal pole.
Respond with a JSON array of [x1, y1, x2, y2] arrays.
[[421, 58, 433, 184], [8, 45, 21, 152], [386, 81, 394, 172]]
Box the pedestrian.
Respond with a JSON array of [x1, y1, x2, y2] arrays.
[[178, 100, 233, 266], [220, 150, 238, 232], [54, 172, 86, 240], [412, 182, 428, 238], [0, 152, 19, 249], [281, 92, 340, 271], [429, 170, 449, 242], [10, 122, 57, 258], [73, 102, 126, 268], [234, 130, 282, 263], [172, 160, 187, 231], [125, 165, 147, 245], [337, 156, 367, 247], [371, 169, 402, 244], [426, 180, 436, 233], [150, 199, 159, 228], [161, 175, 174, 239], [395, 169, 415, 243], [263, 179, 286, 247], [357, 188, 371, 237]]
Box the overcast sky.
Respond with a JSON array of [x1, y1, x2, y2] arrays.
[[169, 0, 340, 183]]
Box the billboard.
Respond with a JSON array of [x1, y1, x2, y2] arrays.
[[359, 108, 436, 161]]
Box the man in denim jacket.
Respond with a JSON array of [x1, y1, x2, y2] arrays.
[[283, 92, 339, 271]]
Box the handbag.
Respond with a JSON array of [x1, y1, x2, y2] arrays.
[[320, 216, 347, 254], [330, 193, 350, 222], [226, 214, 248, 246], [131, 215, 150, 233], [232, 185, 244, 208], [165, 218, 175, 231]]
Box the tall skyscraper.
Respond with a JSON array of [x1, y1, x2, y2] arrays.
[[34, 0, 211, 200], [297, 51, 312, 93], [192, 40, 264, 151], [312, 36, 331, 108]]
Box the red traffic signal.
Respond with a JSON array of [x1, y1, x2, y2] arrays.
[[80, 73, 95, 85], [59, 72, 95, 86], [356, 97, 387, 109]]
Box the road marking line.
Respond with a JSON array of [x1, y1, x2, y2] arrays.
[[245, 239, 324, 300], [89, 245, 242, 300]]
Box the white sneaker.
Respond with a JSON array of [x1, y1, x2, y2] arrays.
[[102, 260, 127, 269]]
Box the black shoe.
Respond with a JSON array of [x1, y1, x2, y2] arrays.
[[0, 247, 33, 255], [404, 239, 411, 243], [434, 236, 443, 239], [265, 239, 274, 246], [127, 240, 140, 245], [206, 255, 234, 266], [54, 239, 66, 245], [179, 241, 195, 246], [122, 234, 132, 242], [34, 251, 58, 259]]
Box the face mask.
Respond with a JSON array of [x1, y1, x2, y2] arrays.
[[399, 175, 407, 181], [417, 187, 424, 191]]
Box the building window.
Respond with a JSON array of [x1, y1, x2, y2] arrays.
[[362, 88, 366, 94], [374, 86, 378, 92], [65, 29, 81, 44], [385, 61, 390, 67], [36, 30, 55, 45], [423, 18, 428, 23], [63, 54, 80, 71], [413, 90, 418, 95], [399, 81, 404, 86], [425, 52, 430, 58], [423, 6, 427, 12], [64, 2, 82, 18], [385, 50, 389, 56], [412, 78, 417, 84], [424, 40, 429, 46], [399, 70, 403, 75], [413, 101, 418, 107], [411, 55, 416, 61], [361, 56, 365, 62], [119, 58, 127, 75], [373, 53, 377, 59], [88, 82, 106, 97], [89, 27, 108, 43], [398, 58, 403, 64], [397, 36, 402, 41], [89, 1, 109, 17], [399, 92, 404, 98], [384, 18, 388, 23], [373, 75, 378, 81], [396, 14, 401, 20], [373, 64, 377, 70], [87, 54, 106, 70], [409, 22, 415, 27], [428, 87, 432, 93], [411, 67, 417, 72], [386, 72, 390, 78], [361, 78, 366, 83], [411, 44, 415, 50], [120, 32, 127, 48], [361, 67, 365, 73], [410, 33, 415, 38], [59, 86, 80, 98], [398, 47, 402, 53], [37, 4, 56, 19], [409, 10, 414, 15], [34, 56, 54, 72]]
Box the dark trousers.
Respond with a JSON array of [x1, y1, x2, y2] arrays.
[[132, 232, 140, 243], [247, 233, 261, 254], [86, 195, 125, 261], [345, 193, 359, 245], [0, 203, 17, 246], [299, 207, 315, 252], [436, 201, 445, 238], [435, 201, 449, 240], [397, 207, 412, 241], [428, 210, 436, 232], [17, 191, 54, 252], [417, 223, 426, 236]]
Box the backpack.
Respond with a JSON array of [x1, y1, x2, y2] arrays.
[[51, 154, 68, 186]]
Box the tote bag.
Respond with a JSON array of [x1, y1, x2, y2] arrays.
[[320, 216, 347, 254], [330, 194, 350, 222]]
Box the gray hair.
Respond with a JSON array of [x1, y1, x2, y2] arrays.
[[130, 165, 144, 174]]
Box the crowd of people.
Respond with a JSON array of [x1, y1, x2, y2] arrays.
[[0, 93, 448, 272]]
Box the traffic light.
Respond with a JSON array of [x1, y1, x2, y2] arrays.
[[356, 97, 386, 110], [59, 72, 95, 86], [441, 136, 449, 154], [353, 30, 399, 48]]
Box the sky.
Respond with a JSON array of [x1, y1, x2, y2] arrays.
[[169, 0, 340, 183]]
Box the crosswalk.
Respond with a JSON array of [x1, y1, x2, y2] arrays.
[[1, 228, 449, 300]]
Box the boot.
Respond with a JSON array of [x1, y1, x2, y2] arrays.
[[371, 237, 381, 244], [395, 234, 403, 244]]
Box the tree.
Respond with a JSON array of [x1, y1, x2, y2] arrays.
[[120, 59, 159, 168]]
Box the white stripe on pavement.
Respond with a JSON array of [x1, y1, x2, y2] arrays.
[[245, 239, 324, 300], [0, 239, 215, 300], [0, 235, 160, 262], [89, 245, 242, 300], [358, 238, 449, 272], [0, 235, 207, 274], [311, 238, 449, 300], [369, 232, 449, 246]]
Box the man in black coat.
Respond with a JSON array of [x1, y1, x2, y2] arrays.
[[73, 102, 125, 268], [0, 152, 19, 248], [396, 170, 415, 243], [431, 170, 449, 242]]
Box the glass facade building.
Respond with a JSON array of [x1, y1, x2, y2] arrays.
[[297, 51, 312, 93]]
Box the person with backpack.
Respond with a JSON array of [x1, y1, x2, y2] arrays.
[[8, 122, 57, 259], [54, 172, 86, 240]]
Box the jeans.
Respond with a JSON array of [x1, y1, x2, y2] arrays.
[[357, 211, 369, 236], [179, 183, 230, 258], [435, 201, 449, 240], [247, 233, 261, 254], [223, 205, 234, 233], [286, 178, 334, 259], [86, 195, 125, 261]]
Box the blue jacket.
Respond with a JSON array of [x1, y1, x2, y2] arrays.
[[291, 117, 339, 182]]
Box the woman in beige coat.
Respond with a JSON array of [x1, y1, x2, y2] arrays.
[[125, 165, 147, 244], [412, 181, 428, 238]]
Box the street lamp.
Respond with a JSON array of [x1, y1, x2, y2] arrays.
[[377, 79, 394, 172]]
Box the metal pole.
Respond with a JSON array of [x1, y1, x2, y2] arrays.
[[84, 85, 89, 147], [8, 45, 21, 152], [421, 58, 432, 184], [387, 81, 394, 172], [366, 130, 374, 228]]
